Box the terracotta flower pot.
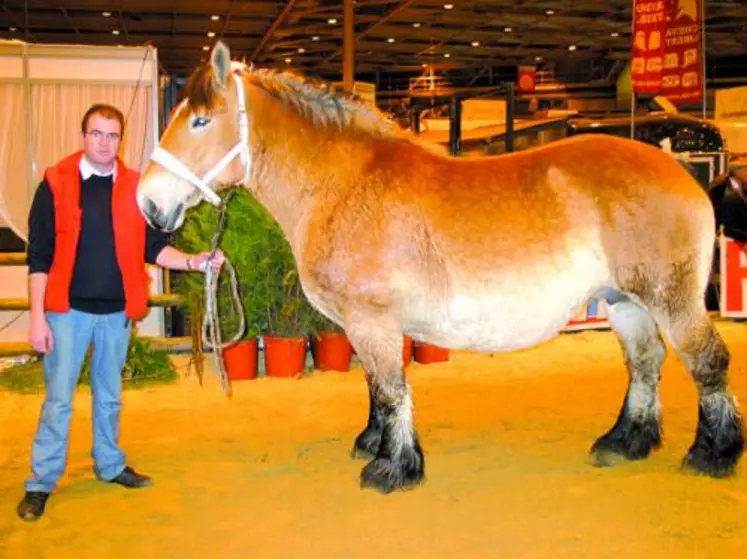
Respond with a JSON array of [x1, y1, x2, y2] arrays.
[[264, 335, 307, 378], [312, 331, 354, 372], [413, 341, 449, 364], [403, 335, 413, 366], [221, 337, 259, 381]]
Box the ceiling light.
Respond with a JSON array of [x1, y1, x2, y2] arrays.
[[443, 53, 451, 58], [546, 9, 555, 15], [9, 26, 17, 31], [387, 38, 395, 43], [211, 15, 220, 21], [471, 41, 480, 47], [504, 27, 512, 32], [444, 4, 454, 9], [202, 46, 209, 51], [312, 35, 320, 41], [568, 44, 577, 51], [285, 57, 292, 64], [413, 23, 421, 28], [207, 31, 216, 38], [102, 11, 111, 17], [610, 31, 619, 37], [112, 30, 120, 35], [535, 55, 543, 61], [298, 47, 305, 53], [328, 18, 337, 24]]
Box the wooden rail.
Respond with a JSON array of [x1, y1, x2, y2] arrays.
[[0, 293, 185, 311], [0, 253, 27, 266], [0, 336, 194, 358]]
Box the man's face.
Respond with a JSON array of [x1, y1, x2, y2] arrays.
[[81, 114, 122, 169]]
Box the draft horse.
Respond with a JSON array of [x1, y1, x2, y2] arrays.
[[137, 41, 744, 493]]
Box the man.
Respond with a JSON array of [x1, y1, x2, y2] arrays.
[[18, 103, 223, 521], [710, 164, 747, 243]]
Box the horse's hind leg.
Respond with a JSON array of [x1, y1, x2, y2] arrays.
[[345, 313, 424, 493], [590, 293, 666, 466], [653, 299, 744, 477]]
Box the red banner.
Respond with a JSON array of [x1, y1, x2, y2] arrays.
[[660, 0, 703, 104], [631, 0, 702, 105], [631, 0, 668, 93], [517, 65, 536, 94], [720, 236, 747, 318]]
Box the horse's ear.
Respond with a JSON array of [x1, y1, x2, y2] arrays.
[[211, 41, 231, 88]]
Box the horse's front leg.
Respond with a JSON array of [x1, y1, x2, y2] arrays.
[[346, 315, 425, 493], [352, 388, 386, 458]]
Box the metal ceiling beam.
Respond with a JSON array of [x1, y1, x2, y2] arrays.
[[249, 0, 299, 62], [317, 0, 416, 66]]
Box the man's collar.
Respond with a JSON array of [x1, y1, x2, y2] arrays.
[[79, 155, 117, 181]]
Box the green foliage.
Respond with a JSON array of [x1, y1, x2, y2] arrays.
[[0, 331, 177, 395], [79, 328, 178, 387], [172, 187, 324, 339]]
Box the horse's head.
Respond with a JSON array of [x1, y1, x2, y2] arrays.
[[137, 41, 250, 232]]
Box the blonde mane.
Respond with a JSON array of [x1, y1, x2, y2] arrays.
[[183, 63, 412, 142]]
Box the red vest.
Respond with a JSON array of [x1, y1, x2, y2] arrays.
[[44, 150, 150, 321]]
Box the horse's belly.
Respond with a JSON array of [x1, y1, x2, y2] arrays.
[[403, 250, 608, 352]]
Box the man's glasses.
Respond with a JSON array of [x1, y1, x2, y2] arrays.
[[87, 130, 121, 142]]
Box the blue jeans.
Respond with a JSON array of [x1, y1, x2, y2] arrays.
[[25, 309, 131, 493]]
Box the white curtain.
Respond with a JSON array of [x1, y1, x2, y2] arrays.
[[0, 82, 153, 242]]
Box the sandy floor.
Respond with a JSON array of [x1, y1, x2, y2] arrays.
[[1, 322, 747, 558]]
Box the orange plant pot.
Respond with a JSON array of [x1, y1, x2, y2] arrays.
[[264, 335, 307, 378], [413, 342, 449, 364], [403, 335, 413, 366], [312, 332, 354, 372], [221, 338, 259, 381]]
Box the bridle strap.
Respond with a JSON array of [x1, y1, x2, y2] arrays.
[[149, 71, 251, 207]]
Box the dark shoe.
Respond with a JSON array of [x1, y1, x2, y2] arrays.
[[17, 491, 50, 521], [107, 466, 153, 488]]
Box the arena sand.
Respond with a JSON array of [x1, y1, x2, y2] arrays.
[[1, 322, 747, 558]]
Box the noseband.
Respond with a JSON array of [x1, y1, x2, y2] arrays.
[[149, 71, 250, 207]]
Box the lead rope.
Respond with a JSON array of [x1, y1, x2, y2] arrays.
[[201, 189, 245, 397]]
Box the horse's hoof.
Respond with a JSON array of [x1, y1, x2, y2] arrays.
[[589, 417, 661, 467], [351, 430, 382, 460], [360, 457, 425, 494], [681, 441, 743, 478]]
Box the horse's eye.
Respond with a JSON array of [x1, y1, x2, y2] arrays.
[[191, 116, 211, 129]]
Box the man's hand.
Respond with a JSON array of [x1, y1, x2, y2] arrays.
[[189, 250, 226, 273], [28, 313, 54, 354]]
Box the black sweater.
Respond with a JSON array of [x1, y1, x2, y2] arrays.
[[27, 174, 170, 314]]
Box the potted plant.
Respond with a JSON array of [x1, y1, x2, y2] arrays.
[[173, 187, 271, 381], [413, 341, 450, 364], [310, 313, 354, 372]]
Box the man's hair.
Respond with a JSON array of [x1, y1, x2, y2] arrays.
[[81, 104, 125, 135]]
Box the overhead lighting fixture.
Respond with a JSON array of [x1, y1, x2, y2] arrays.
[[471, 41, 480, 47], [298, 47, 305, 53], [444, 4, 454, 10], [413, 23, 421, 28], [610, 31, 620, 37], [546, 9, 555, 15], [285, 57, 292, 64], [504, 27, 512, 32], [443, 53, 451, 58], [112, 30, 120, 35], [312, 35, 320, 41], [9, 26, 17, 31], [328, 18, 337, 24], [568, 44, 577, 51], [535, 55, 543, 62], [207, 31, 216, 38], [387, 37, 395, 43], [202, 46, 209, 51], [102, 11, 111, 17], [211, 15, 220, 21]]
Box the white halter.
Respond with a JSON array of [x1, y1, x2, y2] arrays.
[[149, 70, 250, 207]]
